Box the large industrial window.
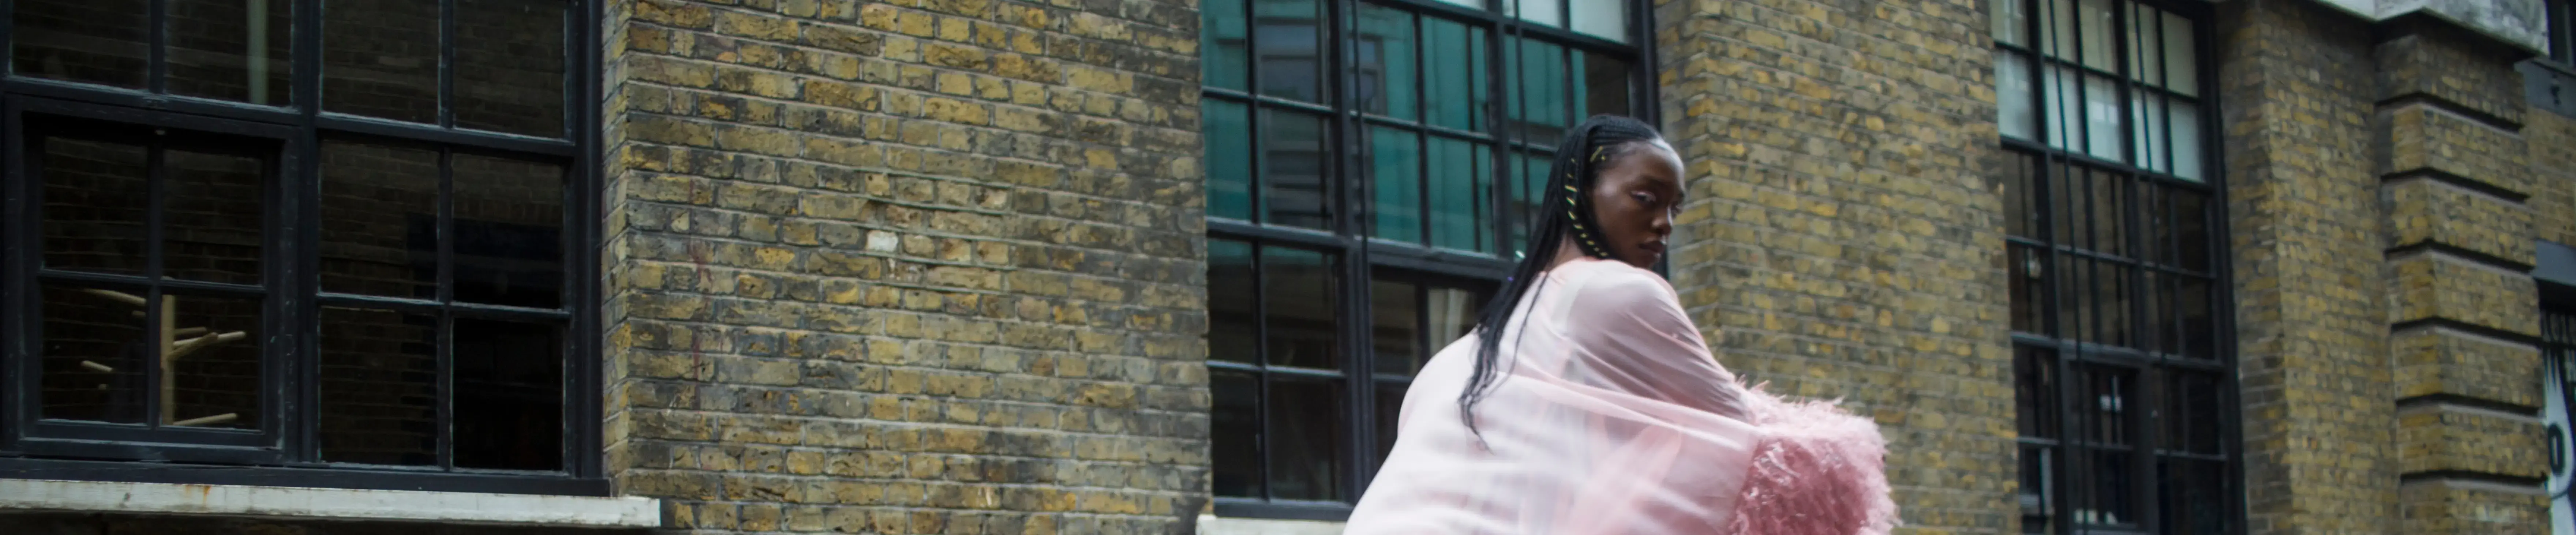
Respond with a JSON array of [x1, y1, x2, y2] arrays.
[[0, 0, 604, 494], [1991, 0, 2240, 532], [1199, 0, 1650, 520]]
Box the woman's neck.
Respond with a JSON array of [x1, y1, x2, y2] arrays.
[[1546, 239, 1592, 271]]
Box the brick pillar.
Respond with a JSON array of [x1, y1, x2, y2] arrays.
[[2371, 17, 2554, 535], [1654, 0, 2019, 531]]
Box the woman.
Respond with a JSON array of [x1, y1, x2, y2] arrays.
[[1343, 116, 1897, 535]]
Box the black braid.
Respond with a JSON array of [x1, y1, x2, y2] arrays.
[[1457, 115, 1666, 440]]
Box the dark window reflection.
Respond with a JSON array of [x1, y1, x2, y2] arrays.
[[38, 283, 151, 424], [320, 141, 440, 298], [41, 137, 150, 276], [325, 0, 440, 123], [1205, 100, 1255, 221], [1369, 127, 1423, 243], [1253, 0, 1325, 103], [2009, 246, 2045, 334], [1354, 5, 1416, 119], [1262, 109, 1332, 230], [1268, 377, 1343, 501], [2015, 347, 2058, 439], [1422, 19, 1486, 131], [11, 0, 149, 88], [455, 0, 566, 137], [1209, 240, 1259, 364], [2020, 446, 2054, 534], [1373, 383, 1405, 470], [1427, 136, 1488, 252], [1370, 279, 1420, 376], [451, 154, 566, 309], [317, 306, 440, 466], [1201, 0, 1250, 91], [1262, 247, 1338, 369], [2163, 372, 2223, 455], [1211, 369, 1262, 497], [162, 149, 268, 285], [165, 291, 265, 429], [166, 0, 293, 104], [453, 318, 563, 471], [1514, 39, 1569, 143], [2158, 459, 2228, 535], [1577, 50, 1630, 118]]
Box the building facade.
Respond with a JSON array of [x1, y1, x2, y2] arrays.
[[0, 0, 2570, 534]]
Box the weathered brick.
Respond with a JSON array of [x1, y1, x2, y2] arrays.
[[2381, 178, 2538, 265], [2399, 481, 2550, 535], [2397, 405, 2549, 479], [2392, 327, 2546, 408], [2380, 103, 2536, 196], [2385, 252, 2540, 336]]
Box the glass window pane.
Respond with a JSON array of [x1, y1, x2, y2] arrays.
[[1262, 109, 1333, 230], [1577, 51, 1631, 118], [1254, 0, 1326, 103], [2169, 100, 2204, 181], [167, 0, 294, 104], [1514, 39, 1569, 143], [1370, 127, 1425, 243], [1371, 279, 1421, 375], [2077, 363, 2134, 445], [1374, 382, 1406, 470], [450, 154, 566, 309], [1513, 0, 1562, 27], [1268, 377, 1345, 501], [325, 0, 441, 123], [1570, 0, 1627, 42], [1355, 5, 1418, 119], [2004, 151, 2037, 238], [1211, 370, 1262, 497], [2132, 93, 2167, 173], [41, 137, 149, 276], [1510, 152, 1547, 258], [1425, 286, 1479, 348], [456, 0, 568, 137], [2041, 0, 2075, 62], [1202, 0, 1250, 91], [1205, 100, 1255, 221], [1429, 0, 1480, 7], [2177, 278, 2214, 358], [163, 149, 269, 285], [2041, 65, 2078, 151], [2083, 74, 2123, 161], [1996, 51, 2036, 140], [1427, 136, 1490, 252], [10, 0, 149, 88], [1423, 19, 1488, 131], [164, 291, 264, 429], [2128, 4, 2162, 86], [2160, 459, 2229, 535], [1262, 247, 1339, 369], [2163, 11, 2196, 96], [38, 283, 151, 424], [453, 318, 563, 470], [2093, 261, 2132, 348], [318, 306, 440, 466], [2080, 451, 2136, 525], [320, 141, 440, 298], [2010, 246, 2045, 334], [2055, 255, 2087, 340], [2088, 172, 2129, 257], [2021, 446, 2056, 534], [2078, 0, 2115, 71], [1209, 240, 1259, 364], [2163, 371, 2224, 454], [2170, 189, 2209, 271], [1993, 0, 2028, 46], [2015, 347, 2058, 438]]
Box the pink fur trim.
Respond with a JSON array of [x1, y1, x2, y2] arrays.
[[1724, 382, 1901, 535]]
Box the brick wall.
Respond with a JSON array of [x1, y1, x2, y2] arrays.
[[599, 0, 1209, 532], [1654, 0, 2021, 531]]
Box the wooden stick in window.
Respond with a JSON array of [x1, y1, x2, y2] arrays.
[[80, 361, 114, 373], [83, 289, 146, 307], [161, 297, 177, 425], [171, 413, 237, 427]]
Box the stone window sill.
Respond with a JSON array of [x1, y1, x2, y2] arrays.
[[1198, 515, 1348, 535], [0, 478, 662, 528]]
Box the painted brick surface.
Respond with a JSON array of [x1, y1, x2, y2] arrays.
[[2381, 178, 2538, 265], [599, 0, 1210, 532], [2380, 104, 2537, 195], [2396, 407, 2550, 479], [2399, 482, 2553, 535], [2390, 328, 2545, 407], [2214, 2, 2399, 534], [2375, 27, 2531, 127], [1655, 0, 2016, 532]]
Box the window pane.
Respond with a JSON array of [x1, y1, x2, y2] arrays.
[[1262, 247, 1338, 369], [2176, 278, 2214, 358], [163, 149, 268, 285], [2020, 446, 2056, 534], [320, 141, 440, 298], [2159, 459, 2228, 535], [1203, 0, 1248, 91], [2055, 255, 2088, 342], [2127, 4, 2162, 86], [2169, 189, 2209, 271], [2003, 151, 2037, 238], [1370, 127, 1424, 243], [325, 0, 440, 123], [2015, 347, 2058, 438], [2132, 92, 2167, 173], [2169, 100, 2204, 181], [2077, 363, 2134, 445], [2088, 172, 2129, 257], [451, 154, 566, 309], [453, 318, 563, 471], [2093, 261, 2132, 348], [1428, 0, 1479, 7], [1254, 0, 1325, 103], [167, 0, 294, 104], [1205, 100, 1255, 221], [2163, 371, 2223, 454], [165, 291, 264, 429], [2082, 74, 2123, 161], [1209, 240, 1259, 364], [2162, 11, 2196, 96], [1355, 5, 1417, 119], [318, 306, 440, 466], [1427, 136, 1490, 252], [41, 137, 149, 276], [1268, 377, 1344, 501], [1371, 279, 1421, 376], [1211, 369, 1262, 497], [1513, 0, 1562, 27], [456, 0, 568, 137], [38, 283, 151, 424], [10, 0, 149, 88], [1510, 152, 1547, 257], [1374, 382, 1406, 470], [1996, 51, 2035, 140], [2080, 451, 2136, 525], [2041, 65, 2078, 151], [1262, 109, 1333, 230], [1577, 50, 1631, 118], [2077, 0, 2115, 71], [1423, 19, 1487, 131], [2041, 0, 2075, 62], [2010, 246, 2045, 334], [1425, 286, 1479, 350], [1570, 0, 1627, 42], [1993, 0, 2028, 46], [1514, 39, 1569, 143]]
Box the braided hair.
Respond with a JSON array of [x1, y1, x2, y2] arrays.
[[1457, 114, 1667, 437]]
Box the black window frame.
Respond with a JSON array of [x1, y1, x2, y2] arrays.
[[1993, 0, 2244, 533], [1201, 0, 1659, 521], [0, 0, 607, 495]]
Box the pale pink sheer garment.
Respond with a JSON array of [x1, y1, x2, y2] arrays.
[[1344, 259, 1897, 535]]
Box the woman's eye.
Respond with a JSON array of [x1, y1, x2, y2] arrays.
[[1632, 192, 1656, 204]]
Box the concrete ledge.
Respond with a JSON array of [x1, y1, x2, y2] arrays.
[[1198, 515, 1347, 535], [0, 479, 662, 528]]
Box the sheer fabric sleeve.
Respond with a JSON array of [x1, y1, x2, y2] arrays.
[[1555, 267, 1748, 420]]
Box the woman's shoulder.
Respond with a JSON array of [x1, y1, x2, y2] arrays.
[[1551, 259, 1679, 305]]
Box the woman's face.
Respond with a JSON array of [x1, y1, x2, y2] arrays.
[[1585, 140, 1686, 268]]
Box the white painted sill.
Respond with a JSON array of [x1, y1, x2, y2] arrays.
[[0, 478, 662, 528], [1197, 515, 1347, 535]]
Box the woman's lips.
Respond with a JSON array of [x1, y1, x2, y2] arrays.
[[1639, 241, 1666, 254]]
